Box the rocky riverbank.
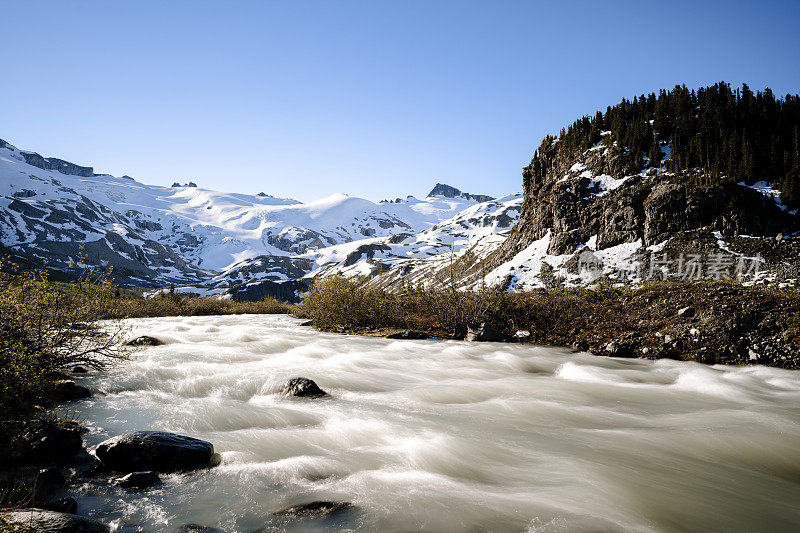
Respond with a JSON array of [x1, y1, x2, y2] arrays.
[[304, 281, 800, 369]]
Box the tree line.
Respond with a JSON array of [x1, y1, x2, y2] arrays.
[[534, 82, 800, 207]]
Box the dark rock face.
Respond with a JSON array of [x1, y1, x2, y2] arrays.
[[94, 431, 217, 473], [386, 330, 428, 340], [487, 141, 800, 271], [51, 380, 92, 402], [273, 501, 353, 518], [114, 471, 161, 489], [2, 509, 109, 532], [465, 322, 505, 342], [281, 377, 327, 398], [40, 498, 78, 514], [677, 306, 696, 318], [21, 151, 94, 177], [427, 183, 495, 203], [126, 335, 164, 346]]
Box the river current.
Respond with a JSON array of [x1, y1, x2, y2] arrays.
[[66, 314, 800, 532]]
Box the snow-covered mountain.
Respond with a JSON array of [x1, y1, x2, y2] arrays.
[[0, 137, 509, 294]]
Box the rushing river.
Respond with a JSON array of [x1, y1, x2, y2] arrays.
[[66, 314, 800, 532]]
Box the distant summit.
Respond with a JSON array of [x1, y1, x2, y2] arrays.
[[427, 183, 494, 203]]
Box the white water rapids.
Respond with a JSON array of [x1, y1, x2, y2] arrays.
[[66, 314, 800, 532]]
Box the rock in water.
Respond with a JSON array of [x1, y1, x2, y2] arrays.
[[281, 377, 327, 397], [465, 322, 504, 342], [40, 497, 78, 514], [273, 501, 353, 518], [2, 509, 109, 532], [114, 471, 161, 489], [126, 335, 164, 346], [52, 380, 92, 401], [386, 330, 428, 340], [174, 525, 225, 533], [94, 431, 217, 472]]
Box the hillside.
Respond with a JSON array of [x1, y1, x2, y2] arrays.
[[463, 83, 800, 291]]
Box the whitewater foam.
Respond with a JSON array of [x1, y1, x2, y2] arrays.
[[64, 314, 800, 532]]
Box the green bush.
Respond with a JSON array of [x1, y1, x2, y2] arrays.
[[299, 276, 399, 329], [0, 261, 128, 417]]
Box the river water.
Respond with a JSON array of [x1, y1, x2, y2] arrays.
[[66, 314, 800, 532]]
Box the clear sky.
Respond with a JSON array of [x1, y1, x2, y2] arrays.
[[1, 1, 799, 202]]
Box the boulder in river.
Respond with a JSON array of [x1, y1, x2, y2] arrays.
[[1, 509, 109, 532], [174, 525, 225, 533], [51, 379, 92, 402], [40, 497, 78, 514], [114, 470, 161, 489], [281, 377, 327, 398], [386, 330, 428, 340], [126, 335, 164, 346], [465, 322, 505, 342], [94, 431, 217, 472], [273, 501, 353, 518]]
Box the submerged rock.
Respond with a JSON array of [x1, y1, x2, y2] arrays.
[[465, 322, 505, 342], [94, 431, 217, 472], [114, 470, 161, 489], [175, 525, 225, 533], [126, 335, 164, 346], [273, 501, 353, 518], [386, 330, 428, 340], [1, 509, 109, 532], [281, 377, 327, 398]]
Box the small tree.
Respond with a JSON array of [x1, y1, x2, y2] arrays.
[[0, 254, 130, 416]]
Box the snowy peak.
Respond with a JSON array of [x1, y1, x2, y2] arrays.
[[426, 183, 494, 203], [0, 136, 495, 289]]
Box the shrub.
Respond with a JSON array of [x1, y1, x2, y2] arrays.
[[0, 260, 128, 417], [299, 276, 398, 329]]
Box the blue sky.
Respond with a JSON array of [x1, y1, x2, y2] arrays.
[[1, 1, 799, 202]]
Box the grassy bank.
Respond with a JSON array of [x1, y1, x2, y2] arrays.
[[298, 276, 800, 368]]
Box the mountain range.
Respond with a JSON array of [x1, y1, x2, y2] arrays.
[[0, 138, 517, 300]]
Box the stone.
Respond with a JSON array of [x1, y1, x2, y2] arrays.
[[175, 525, 225, 533], [604, 341, 636, 358], [2, 509, 109, 532], [71, 366, 89, 374], [40, 497, 78, 514], [281, 377, 327, 398], [126, 335, 164, 346], [94, 431, 217, 473], [51, 380, 92, 402], [9, 419, 84, 466], [386, 330, 428, 340], [465, 322, 505, 342], [273, 501, 353, 518], [677, 306, 696, 318], [114, 471, 161, 489], [36, 467, 66, 490]]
